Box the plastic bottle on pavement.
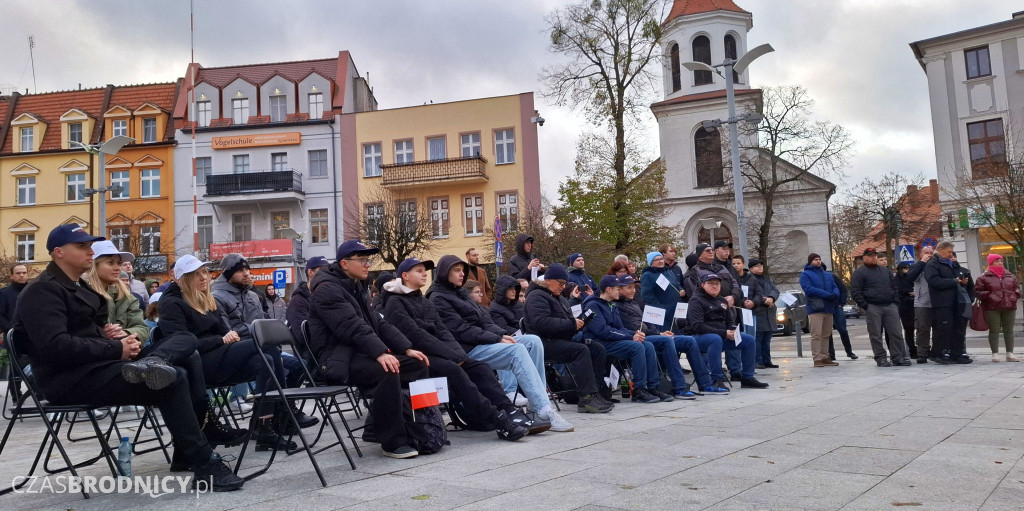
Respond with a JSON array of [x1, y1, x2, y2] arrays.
[[117, 436, 132, 478]]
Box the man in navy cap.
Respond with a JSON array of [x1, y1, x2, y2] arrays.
[[287, 255, 330, 350]]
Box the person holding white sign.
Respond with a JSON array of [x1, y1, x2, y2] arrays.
[[687, 274, 768, 389], [583, 276, 673, 403], [640, 251, 685, 333]]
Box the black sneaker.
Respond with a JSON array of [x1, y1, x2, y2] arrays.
[[876, 359, 893, 367], [917, 357, 929, 364], [508, 408, 550, 435], [121, 357, 178, 390], [577, 393, 613, 413], [631, 388, 660, 403], [202, 416, 248, 447], [492, 410, 528, 441], [192, 452, 244, 492], [382, 444, 419, 459], [929, 356, 951, 365], [647, 388, 674, 402], [281, 408, 320, 435], [847, 353, 859, 360], [739, 377, 769, 389], [255, 427, 297, 452], [894, 359, 913, 367], [955, 355, 974, 364]]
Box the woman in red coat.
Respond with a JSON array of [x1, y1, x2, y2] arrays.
[[975, 254, 1021, 362]]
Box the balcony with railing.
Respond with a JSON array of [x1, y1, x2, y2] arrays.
[[380, 156, 488, 189], [204, 169, 304, 204]]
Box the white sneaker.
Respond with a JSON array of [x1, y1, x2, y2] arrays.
[[506, 392, 529, 407], [229, 397, 253, 413], [1008, 353, 1020, 362], [993, 353, 1001, 363], [539, 409, 574, 432]]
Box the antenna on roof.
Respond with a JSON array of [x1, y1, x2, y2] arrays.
[[28, 35, 37, 93]]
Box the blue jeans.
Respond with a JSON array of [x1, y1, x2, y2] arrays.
[[670, 335, 713, 389], [646, 335, 690, 391], [494, 334, 545, 393], [601, 339, 660, 389], [755, 331, 774, 365], [693, 333, 725, 381], [468, 334, 550, 411], [724, 332, 757, 379]]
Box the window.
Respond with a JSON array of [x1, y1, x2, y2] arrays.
[[232, 213, 252, 242], [308, 92, 323, 119], [110, 170, 130, 199], [109, 228, 129, 251], [695, 128, 724, 188], [427, 137, 446, 161], [17, 177, 35, 206], [140, 168, 160, 197], [310, 209, 329, 244], [670, 43, 681, 92], [196, 100, 212, 127], [395, 140, 414, 164], [197, 216, 213, 256], [232, 98, 249, 124], [363, 143, 382, 177], [269, 95, 287, 123], [20, 127, 33, 152], [497, 192, 518, 232], [66, 173, 86, 202], [142, 117, 157, 143], [495, 129, 515, 164], [724, 35, 740, 83], [464, 195, 483, 236], [461, 133, 481, 157], [308, 150, 327, 178], [195, 156, 211, 185], [692, 36, 712, 85], [69, 123, 83, 145], [968, 118, 1007, 179], [233, 154, 250, 174], [430, 198, 449, 238], [398, 200, 417, 233], [113, 120, 127, 137], [365, 203, 384, 244], [16, 234, 34, 263], [965, 46, 992, 80], [271, 152, 287, 171], [140, 226, 161, 255], [697, 223, 732, 246], [271, 211, 291, 239]]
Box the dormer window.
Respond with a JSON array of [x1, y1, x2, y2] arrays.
[[309, 92, 324, 118], [143, 118, 157, 143], [113, 120, 127, 137], [69, 123, 83, 145], [270, 95, 287, 122], [232, 98, 249, 124], [20, 127, 33, 152], [196, 100, 211, 127]]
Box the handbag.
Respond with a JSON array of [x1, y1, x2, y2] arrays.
[[969, 299, 989, 331]]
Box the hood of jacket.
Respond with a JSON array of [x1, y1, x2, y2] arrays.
[[641, 264, 668, 275], [803, 263, 825, 273], [514, 233, 532, 258], [427, 254, 469, 298], [494, 275, 520, 305], [212, 274, 249, 297]]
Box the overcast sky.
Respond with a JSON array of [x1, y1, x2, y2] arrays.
[[0, 0, 1016, 202]]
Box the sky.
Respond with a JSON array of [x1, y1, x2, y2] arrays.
[[0, 0, 1016, 203]]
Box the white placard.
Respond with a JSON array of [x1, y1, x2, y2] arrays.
[[780, 293, 797, 306], [656, 274, 670, 290], [741, 285, 749, 298], [604, 364, 620, 390], [674, 302, 689, 319], [742, 308, 754, 326], [733, 325, 744, 345], [531, 266, 539, 282], [571, 304, 582, 317], [642, 305, 666, 325], [513, 329, 522, 337], [422, 377, 450, 403]]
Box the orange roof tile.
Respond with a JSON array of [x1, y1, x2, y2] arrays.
[[108, 83, 177, 114], [285, 113, 309, 123], [1, 87, 108, 154], [852, 181, 944, 258], [651, 87, 761, 108], [196, 58, 338, 88], [664, 0, 748, 24]]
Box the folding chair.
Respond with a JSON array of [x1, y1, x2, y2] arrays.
[[300, 320, 363, 418], [0, 330, 124, 499], [234, 319, 359, 487]]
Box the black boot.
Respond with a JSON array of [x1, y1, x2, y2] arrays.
[[279, 404, 319, 435], [255, 423, 297, 452], [192, 451, 244, 492], [170, 448, 190, 472], [201, 407, 248, 447]]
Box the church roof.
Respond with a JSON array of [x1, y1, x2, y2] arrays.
[[664, 0, 749, 25]]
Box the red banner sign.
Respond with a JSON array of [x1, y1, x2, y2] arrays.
[[209, 239, 294, 260]]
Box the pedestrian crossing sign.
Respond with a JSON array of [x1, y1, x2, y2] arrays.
[[898, 244, 915, 262]]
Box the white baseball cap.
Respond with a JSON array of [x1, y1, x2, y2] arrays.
[[91, 240, 135, 263], [173, 254, 209, 280], [149, 291, 163, 303]]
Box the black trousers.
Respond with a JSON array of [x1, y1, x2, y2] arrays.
[[428, 358, 508, 429], [348, 354, 429, 452], [931, 306, 964, 356], [543, 339, 603, 396], [898, 302, 917, 358], [141, 332, 208, 416]]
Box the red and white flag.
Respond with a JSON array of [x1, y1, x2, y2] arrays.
[[409, 379, 440, 410]]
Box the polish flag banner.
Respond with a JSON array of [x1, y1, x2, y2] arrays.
[[409, 379, 440, 409]]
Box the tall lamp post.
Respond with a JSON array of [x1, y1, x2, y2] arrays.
[[73, 136, 135, 237], [683, 43, 774, 261]]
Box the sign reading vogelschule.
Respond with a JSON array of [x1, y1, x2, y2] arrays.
[[211, 132, 301, 149]]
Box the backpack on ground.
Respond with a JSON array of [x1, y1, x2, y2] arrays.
[[402, 398, 449, 454], [446, 401, 496, 432], [546, 364, 579, 404]]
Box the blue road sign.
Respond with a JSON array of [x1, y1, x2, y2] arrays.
[[898, 245, 915, 262], [273, 269, 287, 287], [495, 240, 504, 266]]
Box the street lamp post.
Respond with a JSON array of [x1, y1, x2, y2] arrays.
[[683, 44, 774, 261], [72, 136, 134, 237]]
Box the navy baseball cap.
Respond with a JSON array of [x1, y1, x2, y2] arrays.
[[617, 275, 636, 286], [47, 223, 104, 252], [336, 239, 380, 261], [305, 256, 329, 272], [397, 257, 434, 275], [701, 273, 723, 283], [598, 275, 620, 291], [713, 241, 732, 250]]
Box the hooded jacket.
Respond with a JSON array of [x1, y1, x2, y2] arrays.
[[687, 287, 735, 339], [465, 263, 493, 307], [427, 254, 506, 353], [307, 262, 413, 384], [640, 264, 682, 331], [896, 262, 915, 308], [617, 295, 661, 336], [975, 267, 1021, 311], [522, 280, 578, 342], [800, 263, 840, 314], [507, 233, 537, 280], [683, 259, 741, 306], [156, 282, 230, 355], [211, 258, 266, 342], [750, 272, 780, 332], [581, 294, 634, 343], [286, 281, 311, 347], [488, 275, 523, 335], [382, 279, 467, 363], [567, 266, 597, 293]]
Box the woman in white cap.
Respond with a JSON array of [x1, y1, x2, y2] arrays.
[[86, 240, 150, 346]]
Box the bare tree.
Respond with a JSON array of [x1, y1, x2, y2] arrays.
[[350, 188, 436, 269], [846, 171, 927, 270], [829, 201, 876, 283], [111, 225, 188, 277]]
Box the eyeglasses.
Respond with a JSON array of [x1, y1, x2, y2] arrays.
[[702, 248, 713, 253], [345, 256, 375, 267], [552, 279, 568, 287]]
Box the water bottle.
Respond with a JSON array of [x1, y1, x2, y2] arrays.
[[117, 436, 132, 478], [621, 368, 633, 398]]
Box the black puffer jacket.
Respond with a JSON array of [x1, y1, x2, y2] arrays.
[[381, 280, 467, 363], [488, 275, 523, 335], [687, 288, 734, 340], [851, 264, 897, 308], [617, 296, 660, 336], [308, 263, 413, 384], [427, 255, 506, 353], [507, 233, 537, 280], [683, 260, 742, 305], [286, 281, 311, 347], [923, 256, 965, 308], [156, 282, 229, 355], [523, 281, 578, 342]]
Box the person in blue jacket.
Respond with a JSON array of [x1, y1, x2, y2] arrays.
[[565, 253, 597, 297], [799, 253, 841, 367], [640, 251, 685, 333]]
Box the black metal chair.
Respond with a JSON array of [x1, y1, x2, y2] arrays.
[[300, 320, 363, 418], [234, 319, 359, 487], [0, 330, 124, 499]]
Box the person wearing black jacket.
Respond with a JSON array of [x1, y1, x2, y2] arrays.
[[0, 263, 28, 334], [286, 256, 329, 356], [687, 273, 768, 389], [489, 275, 524, 335], [923, 242, 974, 364], [851, 249, 911, 366], [308, 240, 430, 459], [747, 260, 781, 368], [382, 258, 526, 440], [826, 265, 858, 361], [895, 262, 917, 359], [507, 233, 544, 280]]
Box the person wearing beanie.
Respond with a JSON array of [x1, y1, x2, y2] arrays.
[[565, 253, 597, 297], [640, 251, 684, 333], [800, 253, 843, 367], [851, 249, 912, 367], [975, 253, 1021, 362]]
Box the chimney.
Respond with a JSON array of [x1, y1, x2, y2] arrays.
[[929, 178, 939, 203], [906, 184, 918, 195]]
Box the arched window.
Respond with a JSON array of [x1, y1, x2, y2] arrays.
[[697, 223, 732, 246], [694, 128, 724, 188], [692, 36, 712, 85], [724, 35, 740, 84], [670, 43, 681, 92]]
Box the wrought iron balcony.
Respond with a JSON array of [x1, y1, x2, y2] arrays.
[[380, 156, 488, 188], [205, 169, 303, 197]]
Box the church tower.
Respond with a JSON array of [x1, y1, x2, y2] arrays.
[[660, 0, 753, 101]]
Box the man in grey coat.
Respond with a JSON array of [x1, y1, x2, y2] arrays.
[[906, 245, 934, 363], [851, 248, 912, 367]]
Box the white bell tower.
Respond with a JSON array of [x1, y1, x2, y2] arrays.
[[660, 0, 754, 101]]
